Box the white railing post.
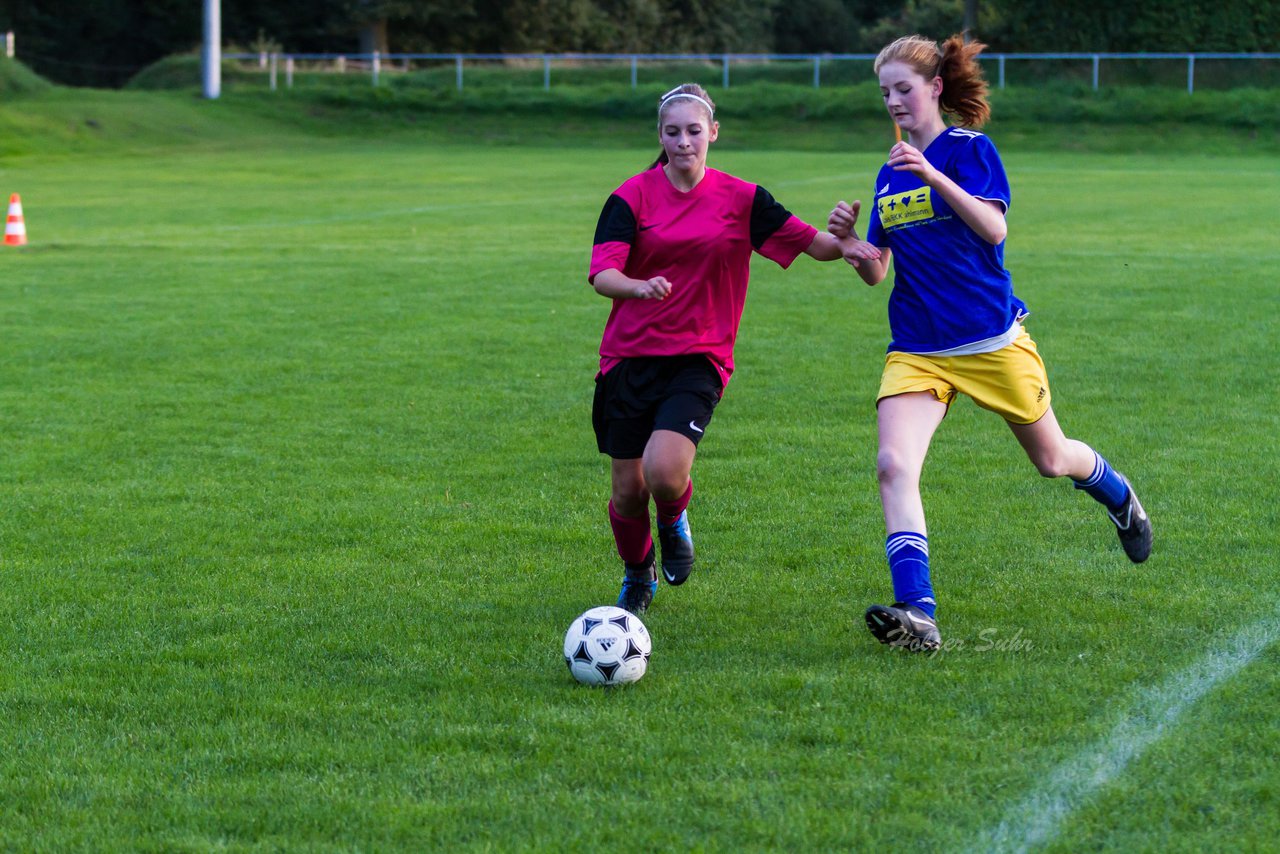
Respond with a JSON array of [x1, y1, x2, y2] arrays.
[[5, 31, 14, 58], [336, 55, 346, 73], [372, 50, 380, 85], [269, 52, 278, 90], [286, 56, 294, 88], [998, 54, 1006, 88], [630, 55, 637, 88], [813, 56, 820, 88], [258, 51, 267, 68], [201, 0, 221, 99], [1187, 54, 1195, 94], [543, 55, 551, 90], [722, 54, 730, 88], [456, 54, 463, 91], [1092, 53, 1100, 90]]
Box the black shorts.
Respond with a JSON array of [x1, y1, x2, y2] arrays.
[[592, 355, 724, 459]]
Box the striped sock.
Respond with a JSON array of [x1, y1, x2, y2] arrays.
[[1072, 450, 1130, 513], [887, 531, 935, 619]]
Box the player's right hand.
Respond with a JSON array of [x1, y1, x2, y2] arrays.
[[828, 200, 861, 238], [635, 276, 672, 299], [842, 239, 881, 268]]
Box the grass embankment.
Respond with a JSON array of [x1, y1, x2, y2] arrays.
[[2, 54, 1279, 158]]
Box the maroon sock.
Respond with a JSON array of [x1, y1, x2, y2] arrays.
[[608, 501, 652, 565], [655, 480, 693, 526]]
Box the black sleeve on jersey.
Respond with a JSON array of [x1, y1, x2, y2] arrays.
[[749, 185, 793, 250], [593, 194, 637, 245]]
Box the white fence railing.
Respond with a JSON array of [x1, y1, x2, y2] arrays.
[[226, 51, 1280, 95]]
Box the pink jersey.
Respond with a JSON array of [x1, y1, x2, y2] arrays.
[[589, 165, 818, 385]]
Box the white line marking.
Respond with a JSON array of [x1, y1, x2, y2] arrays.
[[970, 612, 1280, 854]]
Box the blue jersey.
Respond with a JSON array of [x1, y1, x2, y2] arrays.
[[866, 127, 1026, 354]]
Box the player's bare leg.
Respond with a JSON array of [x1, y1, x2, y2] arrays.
[[1008, 406, 1151, 562], [866, 392, 947, 651], [644, 430, 698, 585]]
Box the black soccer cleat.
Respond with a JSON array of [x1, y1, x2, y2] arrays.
[[617, 547, 658, 615], [1108, 475, 1152, 563], [657, 510, 695, 586], [864, 603, 941, 652]]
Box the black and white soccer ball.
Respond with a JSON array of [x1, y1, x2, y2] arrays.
[[563, 605, 652, 686]]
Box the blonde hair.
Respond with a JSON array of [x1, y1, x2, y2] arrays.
[[651, 83, 717, 168], [875, 34, 991, 128], [658, 84, 715, 123]]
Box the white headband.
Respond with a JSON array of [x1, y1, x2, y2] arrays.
[[659, 90, 715, 118]]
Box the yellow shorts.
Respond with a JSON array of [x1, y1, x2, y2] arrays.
[[877, 328, 1051, 425]]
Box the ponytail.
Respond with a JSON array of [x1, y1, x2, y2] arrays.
[[937, 35, 990, 128]]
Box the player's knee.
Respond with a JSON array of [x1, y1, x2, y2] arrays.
[[611, 479, 650, 514], [1028, 450, 1071, 479], [876, 449, 914, 485], [644, 469, 687, 502]]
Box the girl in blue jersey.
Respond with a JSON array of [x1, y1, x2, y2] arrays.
[[828, 34, 1153, 652]]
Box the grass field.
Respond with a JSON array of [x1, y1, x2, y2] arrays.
[[1, 88, 1278, 850]]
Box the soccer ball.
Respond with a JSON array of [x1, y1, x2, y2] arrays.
[[563, 605, 652, 686]]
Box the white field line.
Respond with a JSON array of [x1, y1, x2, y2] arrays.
[[970, 612, 1280, 854]]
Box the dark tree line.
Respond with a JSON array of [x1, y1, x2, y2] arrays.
[[0, 0, 1275, 87]]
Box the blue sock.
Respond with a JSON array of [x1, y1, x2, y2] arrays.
[[1072, 450, 1129, 512], [887, 532, 935, 619]]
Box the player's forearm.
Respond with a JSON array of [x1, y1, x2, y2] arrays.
[[592, 267, 672, 301], [853, 255, 889, 285], [592, 268, 642, 298], [805, 231, 849, 261], [930, 173, 1007, 245]]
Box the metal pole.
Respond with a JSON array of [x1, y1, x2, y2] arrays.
[[544, 55, 550, 90], [1187, 54, 1195, 94], [813, 56, 820, 88], [998, 54, 1005, 88], [631, 55, 637, 88], [269, 52, 278, 90], [1092, 53, 1099, 90], [722, 54, 730, 88], [286, 56, 294, 88], [201, 0, 221, 99], [456, 54, 463, 91], [372, 50, 380, 86]]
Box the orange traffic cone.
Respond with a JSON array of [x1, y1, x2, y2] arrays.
[[5, 193, 27, 246]]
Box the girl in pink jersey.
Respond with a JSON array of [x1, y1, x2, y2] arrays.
[[590, 83, 855, 615]]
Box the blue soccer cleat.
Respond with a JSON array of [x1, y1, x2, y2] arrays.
[[617, 547, 658, 615]]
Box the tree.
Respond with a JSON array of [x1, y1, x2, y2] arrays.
[[983, 0, 1278, 51], [0, 0, 199, 86]]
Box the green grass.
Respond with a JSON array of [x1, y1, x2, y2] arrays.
[[1, 87, 1278, 850]]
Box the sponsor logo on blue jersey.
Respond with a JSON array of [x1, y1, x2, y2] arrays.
[[877, 187, 933, 230]]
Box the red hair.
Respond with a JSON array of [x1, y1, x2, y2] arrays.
[[875, 34, 991, 128]]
